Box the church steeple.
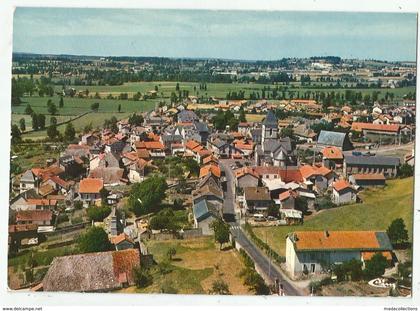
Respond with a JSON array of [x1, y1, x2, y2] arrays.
[[262, 110, 278, 143]]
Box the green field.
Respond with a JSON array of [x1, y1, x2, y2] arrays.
[[12, 95, 156, 139], [13, 95, 157, 115], [48, 81, 415, 101], [254, 177, 414, 257]]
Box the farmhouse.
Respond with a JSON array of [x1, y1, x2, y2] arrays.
[[192, 199, 220, 235], [234, 167, 259, 189], [349, 173, 386, 188], [322, 146, 344, 169], [15, 210, 53, 226], [79, 178, 104, 203], [42, 249, 140, 292], [317, 130, 353, 151], [285, 231, 393, 278], [343, 155, 400, 178], [331, 180, 357, 205], [243, 187, 272, 213]]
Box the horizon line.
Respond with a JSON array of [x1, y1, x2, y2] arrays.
[[12, 51, 417, 63]]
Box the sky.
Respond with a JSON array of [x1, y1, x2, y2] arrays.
[[13, 8, 418, 61]]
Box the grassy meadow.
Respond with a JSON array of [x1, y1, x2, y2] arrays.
[[118, 237, 251, 295], [253, 177, 414, 257]]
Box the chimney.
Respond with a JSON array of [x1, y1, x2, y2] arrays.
[[324, 230, 330, 238]]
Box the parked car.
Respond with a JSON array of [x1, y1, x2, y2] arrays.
[[253, 214, 266, 222]]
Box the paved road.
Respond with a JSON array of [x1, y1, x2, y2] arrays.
[[219, 159, 303, 296], [230, 226, 302, 296], [219, 160, 237, 222]]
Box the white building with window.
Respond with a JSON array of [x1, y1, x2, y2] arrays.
[[285, 230, 393, 279]]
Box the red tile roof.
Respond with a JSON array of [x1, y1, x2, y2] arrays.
[[322, 146, 344, 160], [293, 231, 382, 251], [361, 251, 392, 261], [185, 140, 201, 151], [26, 199, 57, 206], [351, 122, 400, 133], [352, 173, 386, 181], [79, 178, 104, 193], [299, 165, 332, 179], [16, 210, 53, 222], [235, 167, 259, 179], [333, 179, 352, 192], [110, 233, 134, 245], [279, 190, 298, 202], [9, 224, 38, 233], [199, 164, 221, 178], [143, 141, 164, 150]]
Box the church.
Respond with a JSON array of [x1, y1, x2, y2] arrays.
[[254, 110, 297, 167]]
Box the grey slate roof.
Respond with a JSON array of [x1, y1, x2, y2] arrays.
[[178, 110, 199, 123], [194, 121, 209, 133], [263, 137, 292, 153], [344, 155, 400, 167], [317, 130, 352, 150], [375, 231, 393, 250], [262, 110, 278, 128], [193, 199, 218, 222], [21, 170, 36, 183], [162, 134, 183, 143]]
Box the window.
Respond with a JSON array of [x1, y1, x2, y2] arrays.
[[311, 264, 316, 273]]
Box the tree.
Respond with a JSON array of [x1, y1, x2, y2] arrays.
[[25, 104, 33, 115], [209, 279, 231, 295], [59, 96, 64, 108], [184, 158, 200, 177], [399, 163, 413, 178], [19, 118, 26, 132], [281, 126, 294, 139], [364, 253, 388, 279], [211, 219, 230, 250], [50, 116, 57, 125], [387, 218, 409, 245], [64, 122, 76, 141], [47, 124, 59, 140], [77, 226, 112, 253], [11, 124, 21, 143], [133, 266, 153, 288], [86, 205, 112, 222], [118, 104, 121, 113], [47, 101, 57, 115], [128, 113, 144, 126], [295, 196, 308, 214], [267, 204, 279, 218], [128, 176, 168, 216], [239, 108, 247, 122], [166, 247, 177, 260], [91, 102, 99, 111], [31, 113, 39, 130], [38, 114, 46, 130]]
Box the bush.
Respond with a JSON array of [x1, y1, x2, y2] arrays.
[[57, 213, 69, 224], [209, 279, 231, 295], [86, 205, 112, 222], [77, 227, 112, 253], [309, 280, 321, 293], [74, 201, 83, 210], [399, 163, 413, 178], [243, 223, 285, 263], [364, 253, 388, 279], [160, 281, 178, 294], [157, 261, 173, 275], [133, 266, 153, 288], [315, 196, 334, 211]]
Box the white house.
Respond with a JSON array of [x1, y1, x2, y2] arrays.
[[285, 230, 393, 279]]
